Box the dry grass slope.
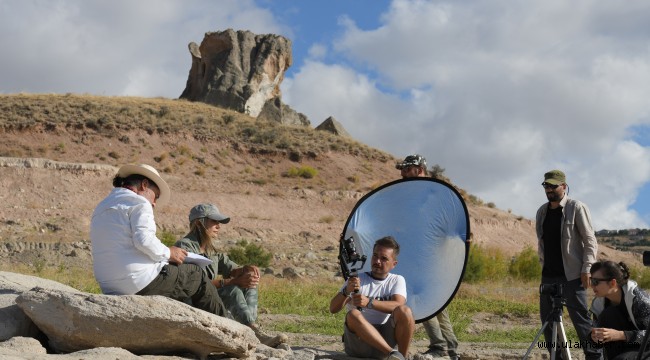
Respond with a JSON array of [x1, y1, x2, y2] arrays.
[[0, 93, 640, 276]]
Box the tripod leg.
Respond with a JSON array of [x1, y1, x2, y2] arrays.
[[556, 320, 572, 360], [551, 321, 558, 360], [523, 321, 550, 360]]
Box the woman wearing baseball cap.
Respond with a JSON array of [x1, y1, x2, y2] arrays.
[[175, 203, 288, 348]]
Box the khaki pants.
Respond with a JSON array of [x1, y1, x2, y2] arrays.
[[137, 263, 225, 316], [423, 308, 458, 357], [343, 315, 397, 359]]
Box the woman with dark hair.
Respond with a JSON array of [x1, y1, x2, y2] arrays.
[[590, 260, 650, 359]]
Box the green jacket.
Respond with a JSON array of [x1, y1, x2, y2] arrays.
[[175, 232, 239, 280]]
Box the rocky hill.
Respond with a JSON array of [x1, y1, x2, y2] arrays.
[[0, 93, 640, 275]]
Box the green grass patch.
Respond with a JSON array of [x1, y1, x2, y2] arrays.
[[259, 278, 339, 316], [449, 297, 536, 317]]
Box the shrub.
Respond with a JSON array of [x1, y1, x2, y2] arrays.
[[158, 106, 170, 117], [508, 246, 541, 280], [229, 240, 272, 268], [319, 215, 335, 224], [464, 244, 509, 283], [222, 114, 235, 124], [285, 165, 318, 179], [154, 152, 168, 163], [157, 229, 178, 247], [629, 266, 650, 289]]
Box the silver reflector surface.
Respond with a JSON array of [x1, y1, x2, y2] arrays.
[[342, 178, 470, 323]]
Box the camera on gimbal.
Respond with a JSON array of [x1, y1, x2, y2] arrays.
[[339, 235, 367, 279], [539, 283, 564, 298]]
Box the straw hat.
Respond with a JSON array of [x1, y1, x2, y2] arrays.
[[117, 164, 170, 207]]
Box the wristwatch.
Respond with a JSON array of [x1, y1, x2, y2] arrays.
[[367, 298, 374, 309], [341, 288, 350, 297]]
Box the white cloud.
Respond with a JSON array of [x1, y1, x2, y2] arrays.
[[0, 0, 288, 97], [307, 43, 327, 60], [282, 61, 409, 143], [3, 0, 650, 229], [284, 0, 650, 229]]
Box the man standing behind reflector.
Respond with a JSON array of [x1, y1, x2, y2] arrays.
[[536, 170, 601, 360], [396, 154, 460, 360]]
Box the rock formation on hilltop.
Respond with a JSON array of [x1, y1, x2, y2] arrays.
[[257, 96, 310, 126], [316, 116, 351, 137], [181, 28, 307, 125]]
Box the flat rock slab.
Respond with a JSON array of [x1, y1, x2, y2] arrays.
[[16, 288, 258, 359], [0, 271, 80, 341]]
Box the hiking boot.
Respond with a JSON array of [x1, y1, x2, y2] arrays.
[[423, 348, 448, 358], [387, 350, 406, 360], [250, 324, 288, 348]]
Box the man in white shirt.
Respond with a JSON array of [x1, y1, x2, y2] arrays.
[[90, 164, 223, 315], [329, 236, 414, 360]]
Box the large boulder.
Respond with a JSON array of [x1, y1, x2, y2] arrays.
[[0, 271, 80, 341], [180, 29, 292, 118], [15, 288, 258, 358]]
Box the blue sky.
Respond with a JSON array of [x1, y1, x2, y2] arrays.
[[1, 0, 649, 230]]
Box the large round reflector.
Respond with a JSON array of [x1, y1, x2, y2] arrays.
[[341, 177, 470, 322]]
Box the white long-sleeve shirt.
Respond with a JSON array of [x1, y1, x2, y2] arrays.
[[90, 187, 170, 295]]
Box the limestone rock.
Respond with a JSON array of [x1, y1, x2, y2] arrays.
[[0, 339, 141, 360], [315, 117, 351, 137], [15, 288, 258, 358], [180, 29, 292, 118], [0, 294, 39, 341], [257, 97, 310, 126], [282, 267, 303, 280], [0, 272, 80, 341], [0, 336, 46, 355]]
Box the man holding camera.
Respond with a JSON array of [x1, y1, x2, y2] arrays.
[[396, 154, 460, 360], [330, 236, 415, 360], [536, 170, 601, 360]]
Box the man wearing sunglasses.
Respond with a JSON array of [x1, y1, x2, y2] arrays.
[[536, 169, 601, 360]]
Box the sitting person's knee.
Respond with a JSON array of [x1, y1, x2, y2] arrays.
[[393, 304, 413, 320], [346, 309, 364, 323]]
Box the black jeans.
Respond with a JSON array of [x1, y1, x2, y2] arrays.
[[540, 276, 602, 360], [137, 263, 225, 316]]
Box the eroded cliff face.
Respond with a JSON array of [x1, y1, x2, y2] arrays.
[[180, 29, 292, 117]]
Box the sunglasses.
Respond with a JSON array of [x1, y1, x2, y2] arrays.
[[590, 277, 612, 286], [541, 183, 560, 189]]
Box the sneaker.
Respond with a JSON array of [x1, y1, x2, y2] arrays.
[[388, 350, 406, 360], [251, 324, 288, 348]]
